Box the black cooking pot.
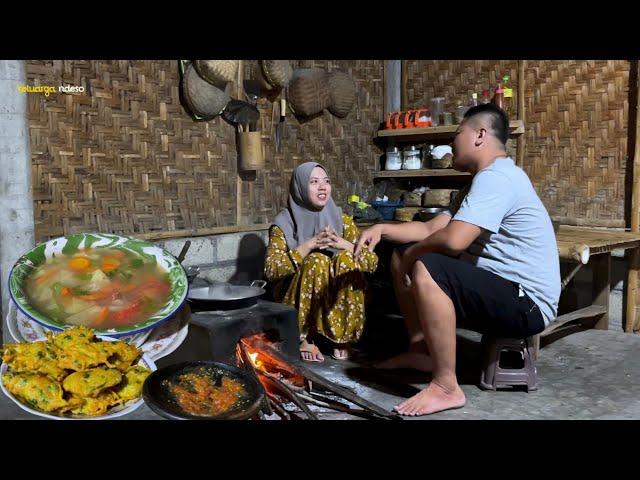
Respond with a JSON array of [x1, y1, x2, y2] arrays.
[[142, 361, 265, 420]]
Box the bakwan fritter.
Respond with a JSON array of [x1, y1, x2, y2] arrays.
[[1, 326, 151, 417]]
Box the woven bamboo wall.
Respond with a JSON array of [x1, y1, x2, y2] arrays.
[[26, 60, 383, 242], [240, 60, 383, 224], [405, 60, 630, 227]]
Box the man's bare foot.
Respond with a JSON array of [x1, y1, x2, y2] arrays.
[[300, 339, 324, 362], [394, 381, 466, 416], [374, 352, 433, 372]]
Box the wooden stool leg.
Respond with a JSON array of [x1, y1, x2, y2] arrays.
[[528, 334, 540, 361], [626, 247, 640, 332], [592, 252, 611, 330]]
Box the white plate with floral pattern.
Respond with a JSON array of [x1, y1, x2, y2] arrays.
[[6, 300, 189, 362]]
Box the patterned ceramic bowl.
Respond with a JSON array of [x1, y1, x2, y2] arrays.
[[9, 233, 188, 338]]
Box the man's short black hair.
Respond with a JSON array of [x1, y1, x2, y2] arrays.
[[463, 103, 509, 146]]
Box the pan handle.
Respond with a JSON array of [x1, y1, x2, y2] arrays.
[[251, 280, 267, 289], [177, 241, 191, 264]]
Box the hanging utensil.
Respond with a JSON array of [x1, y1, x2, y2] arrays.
[[222, 99, 259, 129], [275, 97, 286, 153], [243, 79, 261, 131]]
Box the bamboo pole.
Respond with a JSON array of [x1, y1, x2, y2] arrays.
[[133, 223, 271, 241], [551, 216, 626, 229], [516, 60, 526, 167], [626, 60, 640, 332], [557, 242, 590, 264]]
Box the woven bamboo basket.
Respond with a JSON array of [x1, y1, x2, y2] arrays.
[[287, 68, 332, 117], [182, 63, 231, 119], [431, 154, 453, 169], [403, 191, 423, 206], [395, 207, 422, 222], [328, 71, 356, 118], [194, 60, 239, 88], [423, 189, 456, 207], [260, 60, 293, 89]]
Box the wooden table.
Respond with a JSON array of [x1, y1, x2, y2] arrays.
[[538, 226, 640, 352]]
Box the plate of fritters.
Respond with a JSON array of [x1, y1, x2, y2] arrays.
[[0, 326, 156, 419]]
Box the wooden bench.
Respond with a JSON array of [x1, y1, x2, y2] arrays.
[[530, 225, 640, 359]]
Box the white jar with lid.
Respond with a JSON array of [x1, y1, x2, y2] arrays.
[[385, 147, 402, 170], [402, 145, 421, 170]]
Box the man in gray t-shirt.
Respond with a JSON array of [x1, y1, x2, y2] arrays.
[[450, 156, 560, 326], [355, 104, 560, 417]]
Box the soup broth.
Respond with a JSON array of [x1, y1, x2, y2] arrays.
[[25, 248, 171, 329]]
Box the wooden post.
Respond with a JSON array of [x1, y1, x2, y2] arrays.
[[626, 59, 640, 332], [384, 60, 402, 115], [401, 60, 408, 111], [592, 253, 611, 330], [516, 60, 526, 168], [236, 60, 244, 226]]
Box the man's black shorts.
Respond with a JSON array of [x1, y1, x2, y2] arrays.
[[396, 244, 545, 338]]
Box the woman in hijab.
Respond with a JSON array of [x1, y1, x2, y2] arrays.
[[264, 162, 378, 362]]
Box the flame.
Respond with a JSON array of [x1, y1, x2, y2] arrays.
[[248, 351, 264, 370]]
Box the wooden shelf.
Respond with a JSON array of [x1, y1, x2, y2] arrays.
[[376, 119, 525, 142], [374, 168, 470, 178]]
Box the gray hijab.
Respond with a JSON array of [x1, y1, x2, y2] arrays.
[[273, 162, 343, 250]]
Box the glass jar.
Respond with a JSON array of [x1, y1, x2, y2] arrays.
[[430, 97, 445, 126], [402, 145, 421, 170], [385, 146, 402, 170]]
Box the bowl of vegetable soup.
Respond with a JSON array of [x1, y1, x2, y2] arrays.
[[9, 233, 188, 338]]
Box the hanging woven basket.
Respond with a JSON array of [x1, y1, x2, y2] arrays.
[[287, 68, 332, 117], [194, 60, 239, 88], [259, 60, 293, 89], [181, 62, 231, 120], [327, 71, 356, 118]]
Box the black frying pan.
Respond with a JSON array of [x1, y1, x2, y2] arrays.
[[187, 280, 267, 310], [142, 361, 265, 420]]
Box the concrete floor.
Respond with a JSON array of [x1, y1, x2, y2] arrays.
[[302, 327, 640, 420], [1, 315, 639, 420]]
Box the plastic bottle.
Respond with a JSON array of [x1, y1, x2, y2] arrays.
[[492, 83, 505, 111], [469, 92, 478, 107], [481, 90, 491, 104], [502, 74, 513, 117]]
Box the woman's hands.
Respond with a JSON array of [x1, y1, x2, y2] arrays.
[[296, 227, 354, 257], [320, 227, 354, 253], [297, 231, 330, 258]]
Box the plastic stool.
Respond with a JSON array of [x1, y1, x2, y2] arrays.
[[479, 336, 538, 392]]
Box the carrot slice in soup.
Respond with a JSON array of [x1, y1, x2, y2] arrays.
[[69, 257, 91, 271], [101, 256, 121, 272], [34, 270, 57, 285], [94, 306, 110, 326]]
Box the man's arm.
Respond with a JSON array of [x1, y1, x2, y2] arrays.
[[382, 214, 452, 244], [407, 220, 482, 259], [354, 214, 451, 257], [398, 220, 482, 285]]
